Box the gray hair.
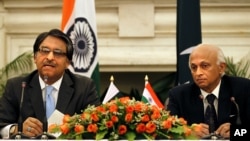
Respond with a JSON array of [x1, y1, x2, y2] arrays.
[[188, 44, 226, 76]]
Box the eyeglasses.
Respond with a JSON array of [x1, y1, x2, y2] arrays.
[[38, 47, 67, 58]]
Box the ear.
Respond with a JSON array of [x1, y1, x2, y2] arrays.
[[33, 54, 37, 63], [219, 62, 226, 73], [65, 59, 71, 68]]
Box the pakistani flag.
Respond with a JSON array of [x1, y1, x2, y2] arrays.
[[141, 81, 164, 108], [61, 0, 100, 95], [102, 80, 119, 104], [176, 0, 202, 85]]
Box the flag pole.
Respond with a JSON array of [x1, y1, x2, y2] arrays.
[[102, 75, 119, 104], [110, 75, 114, 82], [144, 75, 148, 85]]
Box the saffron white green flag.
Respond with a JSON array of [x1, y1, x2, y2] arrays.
[[102, 81, 119, 104], [61, 0, 100, 95], [141, 82, 164, 108]]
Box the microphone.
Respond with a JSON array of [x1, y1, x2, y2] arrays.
[[43, 76, 48, 138], [10, 82, 30, 139], [202, 132, 224, 140], [35, 76, 55, 139], [199, 94, 204, 100], [230, 97, 241, 125]]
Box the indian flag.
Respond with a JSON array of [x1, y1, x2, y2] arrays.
[[61, 0, 100, 95], [141, 81, 164, 108]]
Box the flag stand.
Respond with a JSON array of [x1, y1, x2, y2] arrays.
[[102, 75, 119, 104], [110, 75, 114, 82], [144, 75, 148, 85]]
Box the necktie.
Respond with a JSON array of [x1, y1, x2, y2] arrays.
[[205, 94, 218, 133], [46, 85, 55, 118]]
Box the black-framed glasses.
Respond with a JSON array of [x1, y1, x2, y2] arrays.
[[38, 47, 67, 58]]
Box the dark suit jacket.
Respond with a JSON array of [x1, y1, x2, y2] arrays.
[[166, 75, 250, 127], [0, 69, 100, 129]]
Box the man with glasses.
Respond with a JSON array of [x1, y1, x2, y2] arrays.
[[0, 29, 100, 139]]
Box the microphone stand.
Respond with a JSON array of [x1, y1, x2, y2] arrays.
[[10, 82, 30, 139], [201, 133, 224, 140], [36, 76, 56, 139], [231, 97, 241, 125]]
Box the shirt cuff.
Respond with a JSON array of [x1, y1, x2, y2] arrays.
[[0, 124, 16, 139]]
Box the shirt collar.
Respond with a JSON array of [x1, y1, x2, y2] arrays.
[[39, 75, 63, 91], [200, 80, 221, 99]]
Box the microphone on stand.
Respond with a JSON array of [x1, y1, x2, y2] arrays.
[[230, 97, 241, 125], [10, 82, 30, 139], [199, 94, 204, 100], [36, 76, 55, 139], [201, 132, 223, 140]]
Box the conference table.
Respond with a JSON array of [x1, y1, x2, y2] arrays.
[[5, 139, 230, 141]]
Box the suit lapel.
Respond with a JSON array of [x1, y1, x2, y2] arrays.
[[217, 77, 232, 123], [190, 85, 205, 121], [28, 73, 45, 121], [56, 73, 74, 114]]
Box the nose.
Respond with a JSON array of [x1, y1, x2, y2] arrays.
[[195, 67, 203, 76], [46, 51, 55, 60]]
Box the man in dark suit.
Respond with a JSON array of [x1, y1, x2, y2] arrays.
[[166, 43, 250, 139], [0, 29, 100, 138]]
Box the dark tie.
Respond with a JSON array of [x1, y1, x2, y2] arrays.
[[205, 94, 218, 133]]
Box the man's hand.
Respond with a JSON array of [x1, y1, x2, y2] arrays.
[[215, 122, 230, 138], [191, 123, 210, 138], [22, 117, 43, 137]]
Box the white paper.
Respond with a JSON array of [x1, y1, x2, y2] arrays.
[[48, 109, 64, 138], [48, 109, 64, 125]]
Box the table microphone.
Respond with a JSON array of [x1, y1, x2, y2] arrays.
[[35, 76, 55, 139], [230, 97, 241, 125], [10, 82, 30, 139], [201, 132, 224, 140]]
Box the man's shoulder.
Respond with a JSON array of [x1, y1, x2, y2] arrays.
[[167, 82, 201, 101], [222, 75, 250, 84], [65, 69, 93, 82], [169, 82, 197, 94], [172, 82, 194, 89], [6, 73, 30, 84], [6, 70, 40, 87]]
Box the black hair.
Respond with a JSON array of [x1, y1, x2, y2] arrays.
[[33, 28, 73, 61]]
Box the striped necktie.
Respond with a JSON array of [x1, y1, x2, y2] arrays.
[[205, 94, 218, 133]]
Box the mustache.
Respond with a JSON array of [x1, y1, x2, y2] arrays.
[[43, 61, 56, 67]]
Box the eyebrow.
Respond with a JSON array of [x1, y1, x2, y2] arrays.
[[40, 46, 66, 51]]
